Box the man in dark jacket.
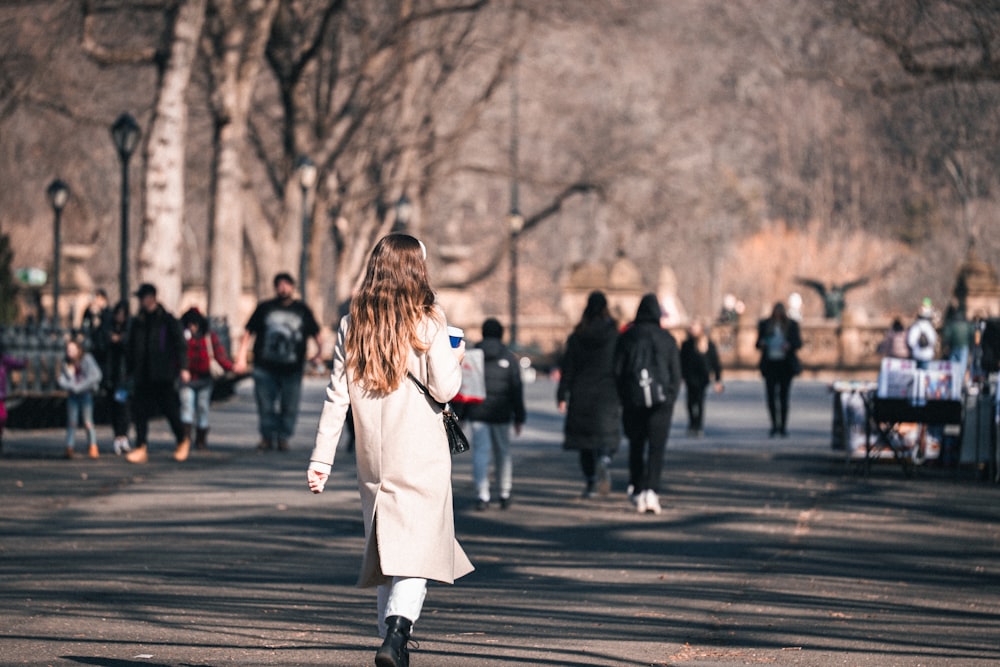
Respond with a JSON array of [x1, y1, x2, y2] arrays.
[[462, 318, 526, 510], [124, 283, 191, 464], [613, 293, 681, 515]]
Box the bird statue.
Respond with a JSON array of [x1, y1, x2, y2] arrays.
[[794, 276, 870, 320]]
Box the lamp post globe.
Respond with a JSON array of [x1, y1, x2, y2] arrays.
[[110, 113, 140, 306], [47, 179, 70, 327]]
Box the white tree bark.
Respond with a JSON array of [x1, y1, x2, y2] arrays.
[[206, 0, 280, 328], [137, 0, 207, 312]]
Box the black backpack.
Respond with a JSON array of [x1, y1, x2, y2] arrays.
[[620, 332, 668, 408]]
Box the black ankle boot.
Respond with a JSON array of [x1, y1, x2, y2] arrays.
[[375, 615, 412, 667]]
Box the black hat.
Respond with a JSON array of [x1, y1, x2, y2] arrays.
[[482, 317, 504, 339], [134, 283, 157, 298], [273, 272, 295, 287]]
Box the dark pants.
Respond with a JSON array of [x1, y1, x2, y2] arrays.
[[764, 371, 794, 433], [686, 382, 708, 430], [578, 448, 613, 481], [132, 381, 185, 447], [110, 392, 130, 438], [622, 402, 674, 494]]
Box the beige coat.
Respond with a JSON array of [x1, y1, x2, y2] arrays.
[[310, 307, 474, 587]]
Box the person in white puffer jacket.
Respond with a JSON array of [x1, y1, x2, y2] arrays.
[[907, 300, 939, 367]]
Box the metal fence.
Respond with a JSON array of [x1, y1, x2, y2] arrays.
[[2, 318, 237, 429]]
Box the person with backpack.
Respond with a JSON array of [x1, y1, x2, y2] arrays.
[[613, 293, 681, 515], [756, 301, 803, 438], [234, 272, 323, 452], [557, 291, 622, 499], [462, 318, 526, 511]]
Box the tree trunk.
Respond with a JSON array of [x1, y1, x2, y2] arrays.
[[205, 0, 280, 328], [137, 0, 207, 312]]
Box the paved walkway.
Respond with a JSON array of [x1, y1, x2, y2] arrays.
[[1, 377, 999, 666]]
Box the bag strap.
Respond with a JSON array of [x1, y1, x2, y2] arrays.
[[407, 372, 447, 410]]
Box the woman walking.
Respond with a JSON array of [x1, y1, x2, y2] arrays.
[[58, 338, 103, 459], [679, 319, 723, 437], [307, 234, 472, 667], [756, 302, 802, 437], [557, 290, 621, 498]]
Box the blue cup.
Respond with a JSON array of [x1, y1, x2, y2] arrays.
[[447, 326, 464, 348]]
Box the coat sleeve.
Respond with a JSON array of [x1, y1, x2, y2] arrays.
[[664, 335, 682, 405], [310, 318, 351, 475], [210, 331, 234, 370], [423, 307, 463, 404], [81, 354, 103, 393], [556, 335, 576, 403], [709, 342, 722, 382], [172, 318, 189, 372], [509, 351, 526, 424]]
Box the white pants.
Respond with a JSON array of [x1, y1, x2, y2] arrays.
[[376, 576, 427, 637]]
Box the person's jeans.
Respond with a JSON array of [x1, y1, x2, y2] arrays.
[[471, 421, 513, 502], [252, 367, 304, 441], [180, 383, 213, 429], [377, 576, 427, 637], [65, 393, 97, 448]]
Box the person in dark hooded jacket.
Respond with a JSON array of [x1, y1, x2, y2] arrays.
[[613, 293, 681, 515], [124, 283, 191, 464], [462, 318, 526, 510], [557, 291, 621, 498]]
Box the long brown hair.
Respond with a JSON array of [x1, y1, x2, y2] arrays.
[[345, 234, 437, 393]]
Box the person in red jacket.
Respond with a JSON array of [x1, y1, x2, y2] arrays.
[[180, 307, 233, 451]]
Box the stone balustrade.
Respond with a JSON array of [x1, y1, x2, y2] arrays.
[[502, 315, 901, 377]]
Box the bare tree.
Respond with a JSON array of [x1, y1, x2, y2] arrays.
[[201, 0, 280, 326]]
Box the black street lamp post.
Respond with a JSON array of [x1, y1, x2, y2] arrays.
[[296, 156, 318, 299], [46, 179, 69, 326], [110, 113, 141, 305], [508, 210, 524, 348], [508, 53, 522, 348]]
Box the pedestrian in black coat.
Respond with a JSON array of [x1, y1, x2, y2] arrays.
[[557, 291, 621, 498], [613, 293, 681, 515], [124, 283, 191, 463], [679, 319, 723, 437], [463, 318, 526, 510], [756, 301, 802, 437]]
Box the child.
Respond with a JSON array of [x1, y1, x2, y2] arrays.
[[58, 338, 103, 459], [0, 340, 27, 452]]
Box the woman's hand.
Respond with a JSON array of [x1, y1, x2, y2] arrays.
[[307, 469, 329, 494]]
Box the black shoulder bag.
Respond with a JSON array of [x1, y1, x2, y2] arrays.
[[407, 372, 470, 455]]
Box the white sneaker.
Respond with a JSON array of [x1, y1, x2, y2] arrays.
[[635, 490, 647, 513], [117, 437, 132, 455], [644, 490, 662, 515]]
